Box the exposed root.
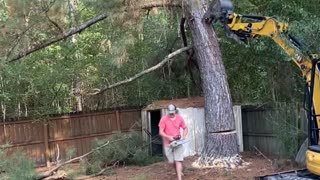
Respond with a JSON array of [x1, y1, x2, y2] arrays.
[[192, 154, 250, 169]]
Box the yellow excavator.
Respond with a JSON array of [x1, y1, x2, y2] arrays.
[[210, 0, 320, 178]]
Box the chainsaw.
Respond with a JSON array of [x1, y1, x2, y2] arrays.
[[169, 135, 190, 148]]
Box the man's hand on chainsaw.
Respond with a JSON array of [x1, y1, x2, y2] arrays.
[[168, 136, 175, 142], [168, 135, 181, 142], [173, 135, 181, 140]]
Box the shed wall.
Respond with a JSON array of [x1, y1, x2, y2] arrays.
[[176, 108, 205, 157]]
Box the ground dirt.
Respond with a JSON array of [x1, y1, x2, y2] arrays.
[[37, 152, 300, 180], [86, 152, 299, 180]]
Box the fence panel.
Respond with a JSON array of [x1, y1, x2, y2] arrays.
[[0, 109, 142, 166], [242, 104, 307, 156], [120, 110, 142, 131]]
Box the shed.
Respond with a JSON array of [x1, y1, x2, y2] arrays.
[[141, 97, 243, 158]]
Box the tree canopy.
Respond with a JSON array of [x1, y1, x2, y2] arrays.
[[0, 0, 319, 119]]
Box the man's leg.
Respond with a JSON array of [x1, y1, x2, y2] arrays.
[[164, 146, 176, 174], [173, 163, 177, 174], [175, 161, 183, 180], [173, 145, 184, 180]]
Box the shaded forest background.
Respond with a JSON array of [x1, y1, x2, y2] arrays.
[[1, 0, 320, 119]]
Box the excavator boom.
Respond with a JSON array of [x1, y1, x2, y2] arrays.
[[211, 0, 320, 177]]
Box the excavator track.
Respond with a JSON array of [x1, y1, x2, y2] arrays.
[[256, 169, 320, 180]]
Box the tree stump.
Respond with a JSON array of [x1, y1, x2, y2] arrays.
[[204, 131, 238, 158]]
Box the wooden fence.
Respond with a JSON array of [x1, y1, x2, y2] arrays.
[[242, 103, 308, 156], [0, 109, 141, 167]]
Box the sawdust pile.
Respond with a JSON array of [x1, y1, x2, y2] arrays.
[[192, 154, 251, 169]]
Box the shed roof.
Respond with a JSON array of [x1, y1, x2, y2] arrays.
[[144, 96, 204, 110]]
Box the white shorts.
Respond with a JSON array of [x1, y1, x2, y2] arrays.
[[164, 145, 184, 163]]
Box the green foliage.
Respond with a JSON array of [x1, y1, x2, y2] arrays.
[[0, 0, 8, 22], [84, 132, 161, 175], [66, 147, 76, 160], [128, 149, 163, 166], [0, 148, 37, 180], [131, 174, 149, 180]]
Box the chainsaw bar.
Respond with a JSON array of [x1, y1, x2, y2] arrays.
[[169, 139, 190, 148]]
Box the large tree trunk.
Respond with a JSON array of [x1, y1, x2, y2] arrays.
[[184, 0, 238, 162]]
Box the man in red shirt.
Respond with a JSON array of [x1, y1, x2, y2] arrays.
[[159, 104, 188, 180]]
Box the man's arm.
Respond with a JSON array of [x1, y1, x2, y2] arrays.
[[182, 127, 188, 139], [159, 128, 175, 141], [179, 115, 188, 139]]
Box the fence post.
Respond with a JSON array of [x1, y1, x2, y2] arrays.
[[116, 110, 121, 132], [233, 105, 243, 152], [3, 124, 7, 143], [43, 122, 50, 167]]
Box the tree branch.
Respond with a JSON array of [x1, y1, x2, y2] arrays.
[[5, 25, 35, 60], [45, 12, 64, 34], [87, 46, 192, 96], [8, 1, 183, 63], [9, 13, 108, 63], [37, 137, 129, 180], [6, 0, 57, 60], [43, 0, 63, 33], [140, 1, 182, 9], [75, 161, 119, 180]]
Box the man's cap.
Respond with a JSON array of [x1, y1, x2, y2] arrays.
[[167, 104, 176, 114]]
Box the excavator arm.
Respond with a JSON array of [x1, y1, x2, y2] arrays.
[[211, 0, 320, 176]]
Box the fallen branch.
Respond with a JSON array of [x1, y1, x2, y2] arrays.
[[88, 46, 192, 95], [75, 167, 110, 180], [253, 146, 273, 165], [140, 1, 181, 9], [37, 137, 129, 180], [55, 144, 60, 165], [75, 161, 119, 180], [9, 13, 108, 63], [43, 174, 67, 180]]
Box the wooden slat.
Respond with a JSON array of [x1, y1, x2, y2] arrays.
[[242, 103, 306, 156], [84, 116, 90, 135], [116, 111, 121, 131], [48, 120, 54, 140], [57, 119, 63, 139], [33, 122, 41, 141], [90, 116, 96, 134], [104, 114, 112, 132], [43, 123, 50, 167], [0, 124, 4, 142], [0, 109, 142, 166], [71, 117, 79, 136], [49, 131, 114, 142]]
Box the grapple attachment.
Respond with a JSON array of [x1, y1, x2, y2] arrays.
[[209, 0, 234, 23]]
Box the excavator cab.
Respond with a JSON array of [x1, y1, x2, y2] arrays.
[[306, 59, 320, 175], [211, 0, 320, 177]]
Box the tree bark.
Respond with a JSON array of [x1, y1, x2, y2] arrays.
[[184, 0, 238, 158], [204, 132, 238, 158], [69, 0, 83, 111]]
